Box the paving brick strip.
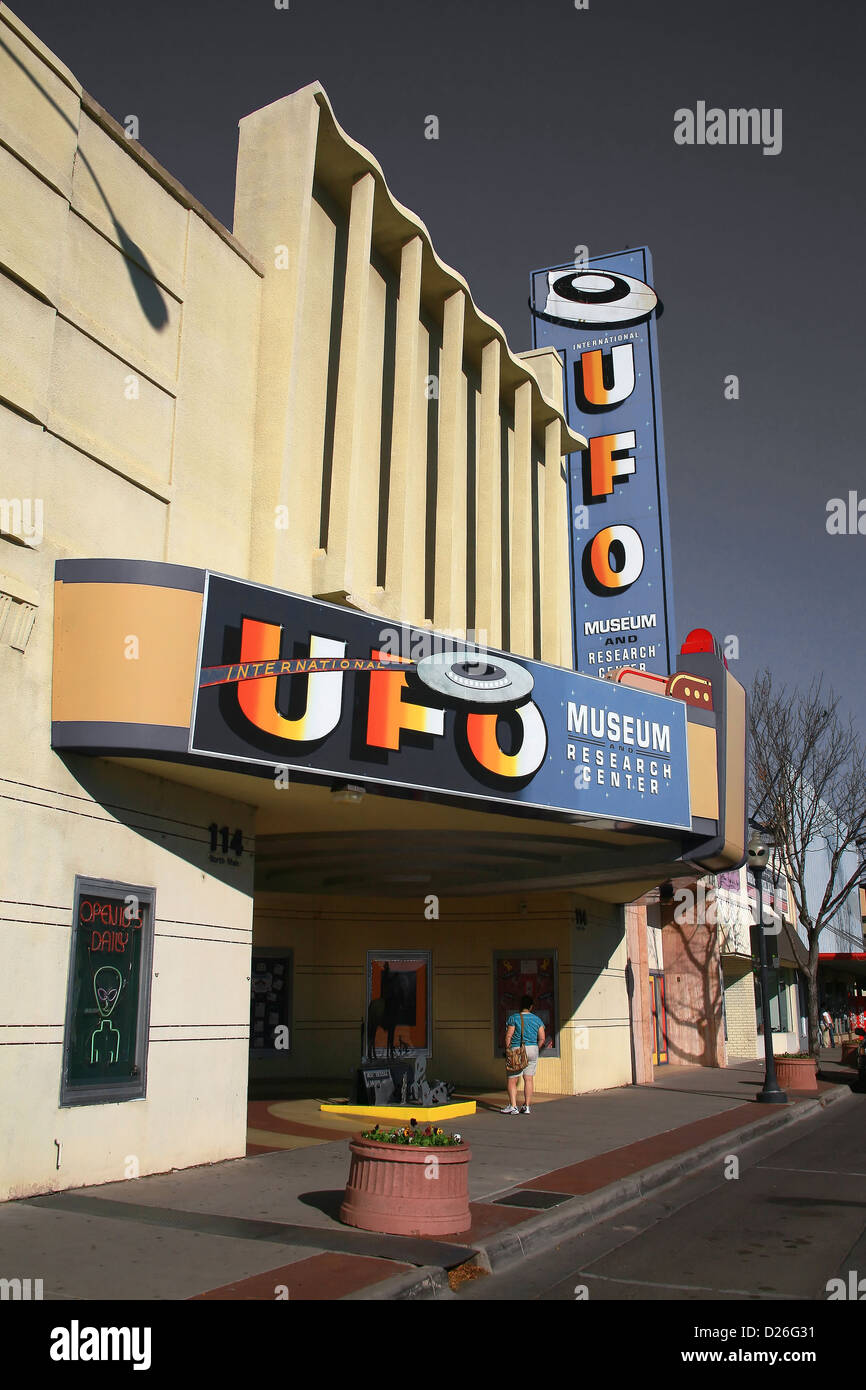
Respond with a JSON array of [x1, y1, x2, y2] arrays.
[[346, 1087, 854, 1300]]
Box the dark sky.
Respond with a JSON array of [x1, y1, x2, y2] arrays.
[[15, 0, 865, 732]]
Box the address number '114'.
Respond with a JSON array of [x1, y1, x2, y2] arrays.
[[208, 824, 244, 857]]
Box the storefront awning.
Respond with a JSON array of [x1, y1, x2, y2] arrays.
[[819, 953, 866, 982]]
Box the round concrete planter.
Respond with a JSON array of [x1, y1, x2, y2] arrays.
[[774, 1056, 818, 1092], [340, 1135, 472, 1236]]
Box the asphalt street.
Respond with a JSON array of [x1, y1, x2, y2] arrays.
[[458, 1092, 866, 1301]]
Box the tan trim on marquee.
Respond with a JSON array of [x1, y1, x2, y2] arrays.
[[687, 721, 719, 821], [52, 580, 202, 727]]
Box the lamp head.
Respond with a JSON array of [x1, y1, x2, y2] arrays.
[[748, 830, 769, 872], [331, 783, 366, 805]]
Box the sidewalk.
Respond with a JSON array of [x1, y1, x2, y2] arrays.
[[3, 1057, 856, 1301]]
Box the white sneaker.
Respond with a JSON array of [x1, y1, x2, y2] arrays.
[[500, 1104, 519, 1114], [520, 1105, 531, 1114]]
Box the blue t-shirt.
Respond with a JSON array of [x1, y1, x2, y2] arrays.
[[507, 1012, 543, 1046]]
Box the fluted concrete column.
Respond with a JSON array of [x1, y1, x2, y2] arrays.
[[314, 171, 377, 600], [383, 235, 425, 621], [234, 90, 321, 590], [476, 338, 502, 649], [541, 418, 569, 664], [433, 289, 467, 636], [509, 381, 533, 657]]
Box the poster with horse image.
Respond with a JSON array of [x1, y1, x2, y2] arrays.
[[365, 952, 431, 1058]]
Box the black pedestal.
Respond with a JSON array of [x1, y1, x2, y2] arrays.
[[354, 1058, 417, 1105]]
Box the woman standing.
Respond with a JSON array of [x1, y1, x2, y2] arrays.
[[501, 994, 546, 1115]]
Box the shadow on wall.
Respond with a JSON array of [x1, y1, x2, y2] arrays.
[[661, 908, 724, 1068], [2, 33, 170, 331], [59, 753, 255, 898], [106, 217, 170, 330]]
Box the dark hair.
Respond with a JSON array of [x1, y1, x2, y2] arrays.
[[520, 994, 534, 1011]]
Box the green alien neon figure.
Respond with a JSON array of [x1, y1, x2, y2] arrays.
[[89, 965, 123, 1065]]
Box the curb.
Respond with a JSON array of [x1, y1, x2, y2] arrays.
[[343, 1083, 854, 1300], [342, 1263, 456, 1301]]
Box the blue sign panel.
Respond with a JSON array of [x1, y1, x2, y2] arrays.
[[189, 574, 692, 832], [530, 248, 676, 678]]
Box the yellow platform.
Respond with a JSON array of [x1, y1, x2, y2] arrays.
[[319, 1101, 476, 1122]]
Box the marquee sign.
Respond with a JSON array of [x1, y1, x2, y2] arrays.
[[530, 247, 676, 679], [189, 573, 692, 831]]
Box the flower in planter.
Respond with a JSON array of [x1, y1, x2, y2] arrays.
[[360, 1124, 464, 1147]]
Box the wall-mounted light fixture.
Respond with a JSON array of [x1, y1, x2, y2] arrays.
[[331, 784, 366, 805]]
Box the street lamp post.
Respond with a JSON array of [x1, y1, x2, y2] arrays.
[[748, 829, 788, 1104]]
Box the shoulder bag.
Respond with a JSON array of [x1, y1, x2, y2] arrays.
[[505, 1014, 528, 1074]]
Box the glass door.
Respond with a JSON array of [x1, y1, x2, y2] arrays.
[[649, 971, 668, 1065]]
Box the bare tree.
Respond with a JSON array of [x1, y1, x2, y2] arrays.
[[749, 671, 866, 1055]]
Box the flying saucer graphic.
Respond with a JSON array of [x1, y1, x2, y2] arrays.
[[539, 269, 658, 327], [413, 652, 534, 707]]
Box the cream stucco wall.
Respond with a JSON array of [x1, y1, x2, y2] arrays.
[[232, 83, 582, 659], [0, 4, 586, 1199], [0, 4, 263, 1200], [250, 891, 632, 1095], [0, 764, 256, 1200]]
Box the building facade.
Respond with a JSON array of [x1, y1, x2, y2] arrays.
[[657, 845, 866, 1069], [0, 6, 746, 1201], [715, 862, 806, 1059], [811, 838, 866, 1035]]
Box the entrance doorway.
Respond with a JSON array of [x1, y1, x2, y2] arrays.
[[649, 970, 668, 1065]]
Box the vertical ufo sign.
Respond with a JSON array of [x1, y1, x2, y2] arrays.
[[530, 248, 676, 679]]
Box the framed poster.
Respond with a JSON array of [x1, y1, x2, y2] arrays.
[[249, 949, 293, 1055], [365, 951, 431, 1059], [493, 950, 559, 1058], [60, 877, 155, 1106]]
